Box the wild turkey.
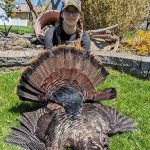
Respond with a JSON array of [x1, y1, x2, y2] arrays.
[[6, 45, 137, 150]]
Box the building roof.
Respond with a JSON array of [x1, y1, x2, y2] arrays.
[[13, 4, 43, 13]]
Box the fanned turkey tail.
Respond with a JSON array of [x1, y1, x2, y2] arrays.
[[16, 45, 117, 108]]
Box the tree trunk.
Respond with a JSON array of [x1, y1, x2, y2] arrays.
[[51, 0, 61, 10], [25, 0, 38, 18]]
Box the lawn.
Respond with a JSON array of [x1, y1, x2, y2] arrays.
[[0, 25, 33, 34], [0, 69, 150, 150]]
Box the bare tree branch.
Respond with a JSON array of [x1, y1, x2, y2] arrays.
[[91, 34, 119, 42], [41, 0, 51, 15], [113, 40, 120, 51], [55, 0, 61, 9], [87, 24, 119, 35], [51, 0, 55, 8], [25, 0, 38, 18], [51, 0, 61, 10]]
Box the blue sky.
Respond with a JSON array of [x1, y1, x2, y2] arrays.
[[15, 0, 62, 10]]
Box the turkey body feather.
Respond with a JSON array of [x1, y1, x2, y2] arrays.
[[6, 45, 136, 150], [6, 103, 136, 150]]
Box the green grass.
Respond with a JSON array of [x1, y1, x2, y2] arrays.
[[0, 25, 33, 34], [123, 31, 137, 39], [0, 70, 150, 150]]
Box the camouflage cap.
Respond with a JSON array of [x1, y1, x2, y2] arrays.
[[61, 0, 81, 12]]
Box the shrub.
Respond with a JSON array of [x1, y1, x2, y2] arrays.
[[81, 0, 149, 34], [125, 30, 150, 56]]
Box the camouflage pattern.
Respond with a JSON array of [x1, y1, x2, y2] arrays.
[[62, 0, 81, 12]]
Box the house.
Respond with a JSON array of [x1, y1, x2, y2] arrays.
[[12, 0, 42, 22], [13, 0, 31, 21]]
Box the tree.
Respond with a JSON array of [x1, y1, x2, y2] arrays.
[[2, 0, 15, 18], [37, 0, 42, 6], [0, 1, 13, 36], [26, 0, 61, 20], [51, 0, 61, 10]]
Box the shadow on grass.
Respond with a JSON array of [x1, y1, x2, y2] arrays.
[[8, 102, 47, 114]]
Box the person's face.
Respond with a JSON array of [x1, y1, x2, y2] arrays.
[[61, 5, 80, 26]]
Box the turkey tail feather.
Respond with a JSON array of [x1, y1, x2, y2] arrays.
[[17, 45, 115, 105]]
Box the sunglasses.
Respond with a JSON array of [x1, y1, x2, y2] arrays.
[[63, 9, 79, 16]]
